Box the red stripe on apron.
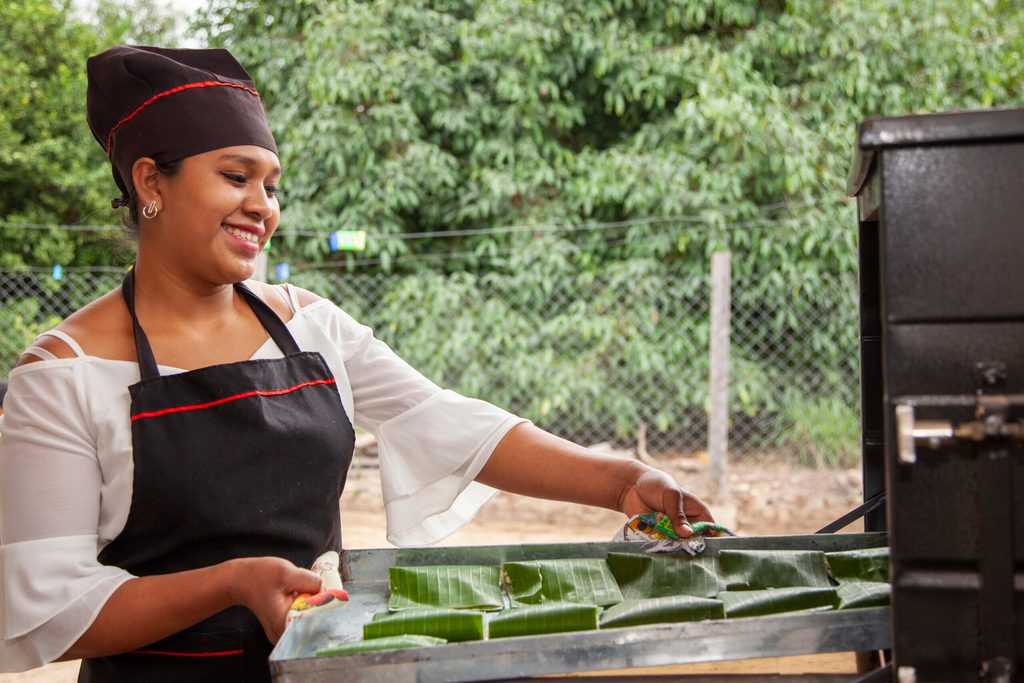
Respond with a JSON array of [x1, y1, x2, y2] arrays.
[[131, 378, 337, 421]]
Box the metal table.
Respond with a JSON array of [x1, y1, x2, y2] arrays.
[[271, 533, 890, 682]]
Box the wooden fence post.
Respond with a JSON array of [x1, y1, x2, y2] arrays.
[[708, 251, 731, 495]]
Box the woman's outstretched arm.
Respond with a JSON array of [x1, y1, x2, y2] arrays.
[[477, 422, 714, 537]]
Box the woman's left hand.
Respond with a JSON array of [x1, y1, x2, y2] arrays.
[[617, 466, 715, 538]]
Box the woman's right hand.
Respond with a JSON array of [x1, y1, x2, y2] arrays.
[[225, 557, 323, 643]]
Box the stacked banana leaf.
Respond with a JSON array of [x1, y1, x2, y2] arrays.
[[316, 547, 890, 656]]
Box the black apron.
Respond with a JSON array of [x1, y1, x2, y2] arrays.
[[80, 272, 355, 682]]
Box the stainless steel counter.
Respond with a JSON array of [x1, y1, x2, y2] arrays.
[[271, 533, 890, 682]]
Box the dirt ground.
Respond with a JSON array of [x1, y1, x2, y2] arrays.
[[1, 455, 866, 682]]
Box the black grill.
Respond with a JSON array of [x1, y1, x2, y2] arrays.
[[848, 107, 1024, 681]]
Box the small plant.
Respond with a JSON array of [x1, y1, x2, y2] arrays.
[[782, 393, 860, 468]]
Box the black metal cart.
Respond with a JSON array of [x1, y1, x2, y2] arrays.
[[847, 106, 1024, 681]]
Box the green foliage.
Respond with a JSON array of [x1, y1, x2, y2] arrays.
[[293, 254, 717, 444], [190, 1, 1020, 459], [0, 0, 184, 269], [0, 271, 123, 375], [0, 295, 61, 373], [4, 1, 1020, 463], [92, 0, 186, 46], [196, 0, 1021, 278], [0, 0, 111, 268], [781, 393, 861, 468]]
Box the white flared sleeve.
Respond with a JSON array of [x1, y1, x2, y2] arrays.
[[306, 301, 528, 546], [1, 363, 133, 672]]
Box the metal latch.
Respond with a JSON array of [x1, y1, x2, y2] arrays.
[[895, 397, 1024, 464]]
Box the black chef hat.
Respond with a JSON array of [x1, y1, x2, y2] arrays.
[[86, 46, 278, 208]]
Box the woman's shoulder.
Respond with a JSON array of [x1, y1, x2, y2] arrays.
[[248, 282, 371, 349], [244, 281, 325, 317], [17, 288, 133, 368]]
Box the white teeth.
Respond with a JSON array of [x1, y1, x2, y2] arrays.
[[225, 227, 259, 244]]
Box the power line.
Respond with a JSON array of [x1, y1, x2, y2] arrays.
[[2, 223, 851, 275], [285, 199, 839, 239], [14, 266, 127, 273], [293, 245, 523, 269], [0, 198, 850, 239], [288, 221, 851, 271]]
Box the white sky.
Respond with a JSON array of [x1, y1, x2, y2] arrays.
[[72, 0, 212, 46]]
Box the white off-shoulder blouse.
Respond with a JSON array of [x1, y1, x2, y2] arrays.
[[0, 284, 526, 671]]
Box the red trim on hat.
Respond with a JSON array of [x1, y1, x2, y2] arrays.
[[105, 80, 261, 157]]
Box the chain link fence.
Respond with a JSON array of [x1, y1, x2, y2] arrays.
[[0, 266, 860, 466]]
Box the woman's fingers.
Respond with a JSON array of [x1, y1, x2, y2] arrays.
[[228, 557, 323, 642], [283, 565, 324, 596], [682, 490, 715, 525], [622, 467, 716, 538]]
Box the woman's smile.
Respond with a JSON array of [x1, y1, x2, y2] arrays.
[[222, 222, 263, 253]]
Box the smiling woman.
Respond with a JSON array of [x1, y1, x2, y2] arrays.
[[131, 145, 282, 286], [0, 45, 713, 682]]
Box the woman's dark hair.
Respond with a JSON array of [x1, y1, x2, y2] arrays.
[[120, 159, 183, 237]]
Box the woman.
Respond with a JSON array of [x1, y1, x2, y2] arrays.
[[0, 46, 713, 680]]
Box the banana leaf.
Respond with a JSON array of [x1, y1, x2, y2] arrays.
[[718, 587, 839, 618], [388, 565, 503, 611], [364, 607, 486, 642], [488, 603, 600, 639], [825, 547, 890, 583], [316, 635, 446, 656], [502, 559, 623, 607], [599, 596, 725, 629], [719, 550, 832, 590], [836, 581, 890, 609], [606, 552, 722, 599]]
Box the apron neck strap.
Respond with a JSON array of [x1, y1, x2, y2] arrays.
[[121, 269, 160, 380], [234, 281, 301, 356], [121, 270, 301, 380]]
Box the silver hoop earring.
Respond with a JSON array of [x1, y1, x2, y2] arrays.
[[142, 200, 159, 219]]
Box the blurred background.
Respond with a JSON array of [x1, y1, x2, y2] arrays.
[[1, 1, 1021, 679], [2, 0, 1022, 492]]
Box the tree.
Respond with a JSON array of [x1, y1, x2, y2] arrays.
[[191, 0, 1021, 452], [0, 0, 111, 268], [0, 0, 185, 269], [196, 0, 1022, 279]]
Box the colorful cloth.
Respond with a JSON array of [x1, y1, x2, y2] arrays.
[[613, 513, 736, 555], [287, 551, 349, 625]]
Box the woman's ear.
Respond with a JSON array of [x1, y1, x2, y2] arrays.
[[131, 157, 162, 208]]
